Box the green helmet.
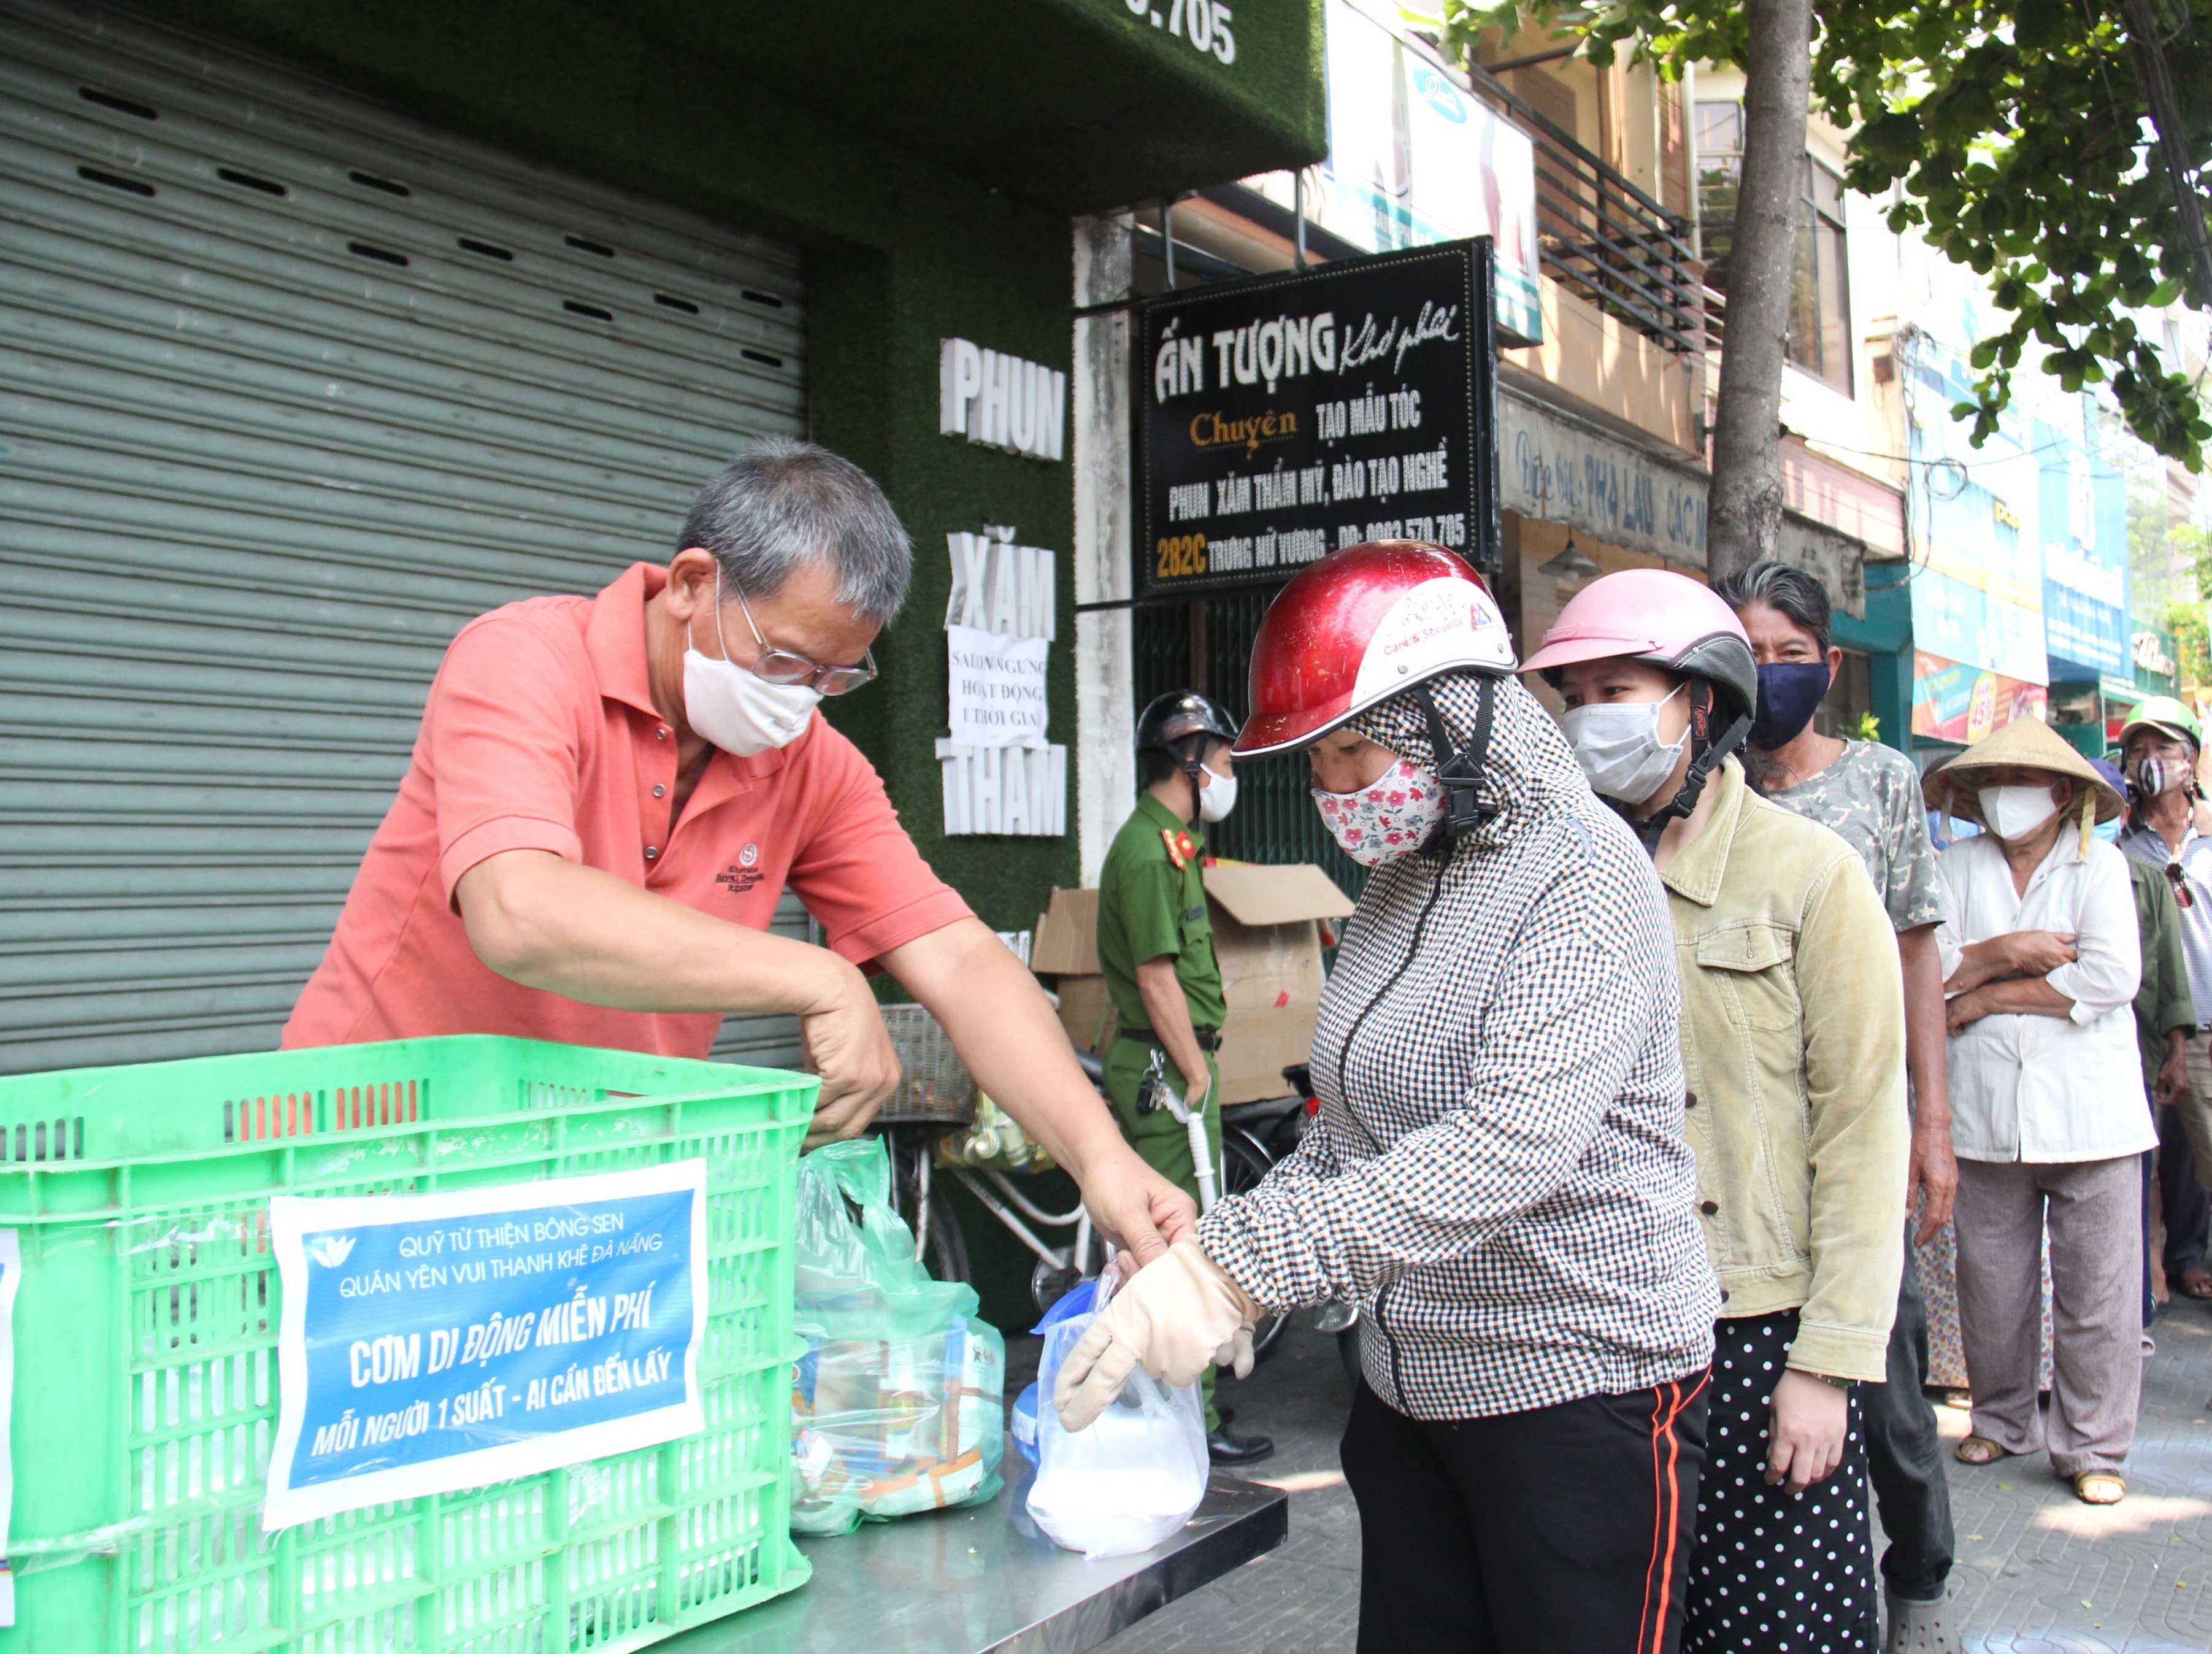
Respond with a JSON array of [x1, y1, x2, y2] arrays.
[[2119, 694, 2202, 752]]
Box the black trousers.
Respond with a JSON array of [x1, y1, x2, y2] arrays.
[[1859, 1223, 1956, 1601], [1341, 1374, 1708, 1654], [2158, 1102, 2211, 1276]]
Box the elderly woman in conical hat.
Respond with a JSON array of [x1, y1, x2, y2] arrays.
[[1922, 715, 2150, 1506]]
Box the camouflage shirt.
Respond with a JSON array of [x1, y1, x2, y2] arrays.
[[1764, 739, 1945, 934]]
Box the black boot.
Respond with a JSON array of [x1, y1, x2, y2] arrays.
[[1207, 1423, 1274, 1465]]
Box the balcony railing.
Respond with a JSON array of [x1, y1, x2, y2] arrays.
[[1463, 61, 1711, 357]]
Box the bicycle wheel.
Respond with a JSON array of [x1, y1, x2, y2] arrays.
[[884, 1127, 972, 1286], [1221, 1129, 1289, 1361]]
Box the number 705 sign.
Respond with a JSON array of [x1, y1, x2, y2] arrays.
[[1123, 0, 1236, 64]]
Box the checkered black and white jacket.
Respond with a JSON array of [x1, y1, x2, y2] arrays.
[[1199, 673, 1719, 1420]]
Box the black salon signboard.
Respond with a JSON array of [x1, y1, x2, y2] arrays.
[[1133, 239, 1499, 597]]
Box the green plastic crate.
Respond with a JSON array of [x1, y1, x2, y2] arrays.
[[0, 1035, 818, 1654]]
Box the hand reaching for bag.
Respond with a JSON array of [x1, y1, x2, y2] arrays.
[[1053, 1240, 1262, 1431]]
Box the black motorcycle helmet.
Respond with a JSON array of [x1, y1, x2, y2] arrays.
[[1136, 690, 1240, 817]]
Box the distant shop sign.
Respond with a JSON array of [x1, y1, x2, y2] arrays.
[[1244, 0, 1542, 344], [1132, 239, 1498, 596], [1498, 388, 1866, 614], [1910, 650, 2049, 746]]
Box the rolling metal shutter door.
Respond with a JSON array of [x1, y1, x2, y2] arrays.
[[0, 0, 810, 1074]]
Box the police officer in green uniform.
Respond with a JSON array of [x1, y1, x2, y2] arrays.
[[1096, 690, 1273, 1466]]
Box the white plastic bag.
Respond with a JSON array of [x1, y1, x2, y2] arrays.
[[1026, 1277, 1210, 1560]]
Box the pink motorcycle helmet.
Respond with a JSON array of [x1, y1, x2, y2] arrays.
[[1521, 567, 1757, 721]]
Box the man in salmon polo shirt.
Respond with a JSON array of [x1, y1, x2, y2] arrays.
[[286, 438, 1195, 1261]]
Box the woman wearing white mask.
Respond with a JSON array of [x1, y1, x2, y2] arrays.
[[1921, 721, 2148, 1505], [1055, 543, 1719, 1653], [1525, 567, 1907, 1654]]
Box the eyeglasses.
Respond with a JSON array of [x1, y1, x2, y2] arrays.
[[2167, 861, 2195, 910], [717, 575, 878, 696]]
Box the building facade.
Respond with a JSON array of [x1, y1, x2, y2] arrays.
[[0, 0, 1326, 1071]]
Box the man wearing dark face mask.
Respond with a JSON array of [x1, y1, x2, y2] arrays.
[[284, 440, 1196, 1267]]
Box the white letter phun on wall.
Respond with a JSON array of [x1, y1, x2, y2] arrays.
[[939, 339, 1067, 463], [939, 529, 1066, 836]]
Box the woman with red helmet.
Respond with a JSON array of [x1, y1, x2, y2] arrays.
[[1056, 542, 1721, 1652], [1526, 567, 1910, 1653]]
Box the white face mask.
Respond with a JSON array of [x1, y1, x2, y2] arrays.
[[1311, 756, 1446, 867], [682, 572, 822, 756], [1978, 784, 2060, 842], [1562, 685, 1688, 804], [1197, 763, 1238, 823]]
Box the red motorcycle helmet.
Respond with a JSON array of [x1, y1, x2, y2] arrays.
[[1232, 542, 1518, 758]]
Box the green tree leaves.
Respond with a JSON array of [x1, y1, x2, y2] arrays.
[[1430, 1, 2212, 467]]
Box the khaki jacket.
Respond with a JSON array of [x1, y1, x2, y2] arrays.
[[1661, 758, 1908, 1383]]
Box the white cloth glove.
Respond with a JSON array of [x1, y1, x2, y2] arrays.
[[1053, 1239, 1262, 1431]]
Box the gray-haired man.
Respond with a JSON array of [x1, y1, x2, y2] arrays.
[[287, 440, 1196, 1262]]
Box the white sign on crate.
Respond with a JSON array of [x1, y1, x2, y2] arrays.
[[263, 1161, 707, 1530]]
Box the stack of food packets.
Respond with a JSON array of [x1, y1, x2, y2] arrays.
[[789, 1139, 1006, 1535]]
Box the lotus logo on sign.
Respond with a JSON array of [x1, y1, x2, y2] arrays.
[[306, 1235, 356, 1270], [1411, 64, 1466, 123]]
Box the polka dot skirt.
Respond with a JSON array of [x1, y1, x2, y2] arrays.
[[1682, 1311, 1878, 1654]]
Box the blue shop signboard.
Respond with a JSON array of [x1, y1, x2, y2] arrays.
[[2033, 413, 2131, 688]]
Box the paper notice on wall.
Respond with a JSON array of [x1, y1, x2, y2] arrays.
[[947, 625, 1050, 747], [263, 1161, 707, 1531], [0, 1230, 17, 1626]]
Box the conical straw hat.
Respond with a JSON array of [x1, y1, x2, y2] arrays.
[[1921, 715, 2125, 829]]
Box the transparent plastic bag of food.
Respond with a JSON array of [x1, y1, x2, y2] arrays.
[[789, 1138, 1004, 1534], [1025, 1275, 1208, 1559]]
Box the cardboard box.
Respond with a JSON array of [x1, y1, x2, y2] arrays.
[[1051, 973, 1118, 1055], [1031, 887, 1100, 975], [1032, 864, 1355, 1101]]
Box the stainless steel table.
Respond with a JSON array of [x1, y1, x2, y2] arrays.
[[665, 1472, 1289, 1654]]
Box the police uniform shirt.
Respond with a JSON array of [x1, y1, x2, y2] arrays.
[[1096, 791, 1225, 1035]]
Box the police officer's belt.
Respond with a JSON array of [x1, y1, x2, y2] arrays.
[[1118, 1026, 1221, 1051]]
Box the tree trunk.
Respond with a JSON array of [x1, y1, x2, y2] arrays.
[[1707, 0, 1813, 581], [2118, 0, 2212, 312]]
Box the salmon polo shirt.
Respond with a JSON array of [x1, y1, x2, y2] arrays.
[[284, 562, 973, 1056]]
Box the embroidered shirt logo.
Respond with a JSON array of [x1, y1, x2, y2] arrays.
[[716, 844, 767, 896]]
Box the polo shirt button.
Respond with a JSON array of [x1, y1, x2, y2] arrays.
[[652, 784, 666, 798], [644, 847, 659, 860], [1700, 1200, 1718, 1215]]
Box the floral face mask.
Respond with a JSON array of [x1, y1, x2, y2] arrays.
[[1311, 756, 1446, 867]]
